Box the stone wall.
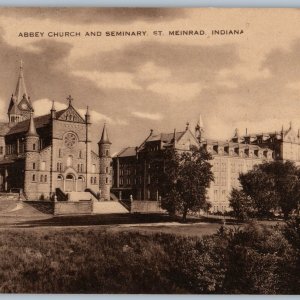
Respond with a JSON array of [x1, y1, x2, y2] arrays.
[[131, 201, 165, 213], [54, 201, 92, 215]]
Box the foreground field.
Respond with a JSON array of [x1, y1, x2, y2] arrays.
[[0, 219, 298, 294]]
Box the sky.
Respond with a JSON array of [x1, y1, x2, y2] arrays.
[[0, 8, 300, 153]]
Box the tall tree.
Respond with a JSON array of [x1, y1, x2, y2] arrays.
[[231, 161, 300, 219], [151, 145, 214, 222]]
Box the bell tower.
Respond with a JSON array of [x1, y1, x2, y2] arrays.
[[98, 123, 112, 200], [7, 61, 33, 124]]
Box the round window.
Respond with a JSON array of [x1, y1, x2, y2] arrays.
[[64, 132, 77, 148]]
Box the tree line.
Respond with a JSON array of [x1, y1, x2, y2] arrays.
[[151, 145, 300, 221]]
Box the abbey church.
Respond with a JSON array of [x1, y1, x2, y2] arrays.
[[0, 63, 112, 201]]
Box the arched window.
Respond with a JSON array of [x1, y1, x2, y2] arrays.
[[78, 175, 85, 182], [32, 174, 36, 182], [57, 174, 63, 181], [66, 174, 75, 181]]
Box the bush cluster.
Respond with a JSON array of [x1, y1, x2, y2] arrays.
[[0, 221, 299, 294]]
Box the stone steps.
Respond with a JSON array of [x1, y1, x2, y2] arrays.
[[93, 201, 129, 214]]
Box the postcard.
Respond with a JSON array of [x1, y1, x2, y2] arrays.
[[0, 8, 299, 294]]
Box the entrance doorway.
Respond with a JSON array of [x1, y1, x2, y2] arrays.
[[65, 173, 76, 192]]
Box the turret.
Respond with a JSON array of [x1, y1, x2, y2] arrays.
[[98, 123, 112, 200], [25, 112, 39, 151], [195, 114, 204, 142], [24, 112, 40, 200]]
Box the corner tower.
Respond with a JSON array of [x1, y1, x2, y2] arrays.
[[24, 112, 40, 200], [98, 123, 112, 200], [7, 61, 33, 124]]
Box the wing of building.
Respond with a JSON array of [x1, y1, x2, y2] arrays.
[[112, 117, 300, 212], [0, 63, 112, 201]]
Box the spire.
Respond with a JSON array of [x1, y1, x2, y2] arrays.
[[14, 60, 27, 103], [85, 106, 91, 123], [51, 100, 56, 111], [26, 112, 38, 137], [51, 100, 56, 119], [99, 123, 111, 144], [198, 114, 204, 128], [172, 128, 177, 148]]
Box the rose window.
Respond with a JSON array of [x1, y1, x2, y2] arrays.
[[64, 132, 77, 148]]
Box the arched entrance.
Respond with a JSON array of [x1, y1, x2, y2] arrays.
[[65, 173, 76, 192], [77, 175, 85, 192], [57, 174, 64, 190]]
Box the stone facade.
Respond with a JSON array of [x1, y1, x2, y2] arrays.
[[112, 116, 300, 212], [0, 63, 112, 201]]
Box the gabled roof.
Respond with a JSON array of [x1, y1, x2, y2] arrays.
[[0, 122, 11, 136], [115, 147, 136, 158], [147, 131, 185, 143], [57, 105, 85, 123]]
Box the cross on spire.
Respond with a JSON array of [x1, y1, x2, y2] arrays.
[[67, 95, 73, 106]]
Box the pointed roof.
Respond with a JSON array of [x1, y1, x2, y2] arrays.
[[14, 60, 27, 103], [196, 114, 204, 129], [26, 112, 38, 137], [51, 100, 56, 111], [99, 123, 111, 144]]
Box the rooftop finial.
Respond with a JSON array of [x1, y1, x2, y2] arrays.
[[67, 95, 73, 106], [51, 100, 56, 111], [186, 122, 189, 131]]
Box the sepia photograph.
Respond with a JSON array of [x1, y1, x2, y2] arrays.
[[0, 7, 299, 294]]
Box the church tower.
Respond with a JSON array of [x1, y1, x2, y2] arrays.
[[98, 123, 112, 200], [24, 112, 40, 200], [7, 61, 33, 124]]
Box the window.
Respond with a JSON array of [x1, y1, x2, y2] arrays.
[[57, 174, 63, 181], [40, 175, 44, 182], [45, 175, 47, 182], [105, 150, 109, 156], [40, 161, 46, 171], [57, 162, 63, 172], [106, 177, 108, 184], [59, 149, 62, 158], [0, 146, 3, 155], [79, 150, 82, 159], [106, 167, 109, 174], [33, 162, 36, 170], [32, 174, 36, 182], [33, 144, 36, 151]]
